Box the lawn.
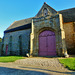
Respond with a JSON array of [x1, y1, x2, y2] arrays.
[[0, 56, 25, 62], [59, 58, 75, 71]]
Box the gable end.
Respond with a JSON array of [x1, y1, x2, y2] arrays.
[[36, 2, 57, 17]]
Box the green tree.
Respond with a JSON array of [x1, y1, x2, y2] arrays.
[[0, 37, 2, 42]]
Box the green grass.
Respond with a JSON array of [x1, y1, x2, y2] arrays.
[[0, 56, 25, 62], [59, 58, 75, 71]]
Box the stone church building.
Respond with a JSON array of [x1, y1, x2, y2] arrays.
[[2, 2, 75, 57]]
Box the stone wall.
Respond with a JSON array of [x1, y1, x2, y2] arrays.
[[36, 2, 57, 17], [63, 22, 75, 54], [3, 29, 31, 56], [30, 14, 67, 56]]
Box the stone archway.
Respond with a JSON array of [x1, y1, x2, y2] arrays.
[[30, 14, 68, 57], [39, 30, 56, 56]]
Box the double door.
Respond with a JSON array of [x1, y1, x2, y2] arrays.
[[39, 31, 56, 56]]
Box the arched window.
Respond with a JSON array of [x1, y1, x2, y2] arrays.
[[19, 35, 22, 55], [9, 36, 12, 55], [43, 8, 48, 16]]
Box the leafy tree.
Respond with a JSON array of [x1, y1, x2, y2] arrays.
[[0, 37, 2, 42]]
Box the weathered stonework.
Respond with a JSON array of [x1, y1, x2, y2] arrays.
[[63, 22, 75, 48], [30, 14, 67, 57], [36, 2, 57, 17], [3, 29, 31, 56], [2, 2, 74, 57], [63, 22, 75, 54]]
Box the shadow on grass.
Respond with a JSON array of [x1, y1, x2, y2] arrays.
[[65, 66, 75, 71]]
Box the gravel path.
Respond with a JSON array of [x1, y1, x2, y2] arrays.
[[15, 58, 62, 68], [0, 57, 75, 75]]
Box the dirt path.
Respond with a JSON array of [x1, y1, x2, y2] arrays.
[[0, 57, 75, 75]]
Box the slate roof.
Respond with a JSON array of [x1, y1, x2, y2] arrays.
[[4, 3, 75, 33], [58, 8, 75, 23], [4, 23, 31, 33], [5, 17, 33, 31]]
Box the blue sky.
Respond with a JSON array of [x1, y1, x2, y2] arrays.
[[0, 0, 75, 38]]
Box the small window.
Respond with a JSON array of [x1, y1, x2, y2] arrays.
[[43, 8, 48, 16], [19, 35, 22, 43]]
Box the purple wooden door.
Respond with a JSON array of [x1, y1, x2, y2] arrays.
[[39, 31, 56, 56]]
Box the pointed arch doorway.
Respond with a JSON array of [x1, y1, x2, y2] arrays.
[[39, 30, 56, 56]]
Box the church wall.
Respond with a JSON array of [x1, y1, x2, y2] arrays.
[[3, 29, 31, 56], [36, 3, 57, 17], [63, 22, 75, 54], [30, 14, 67, 56]]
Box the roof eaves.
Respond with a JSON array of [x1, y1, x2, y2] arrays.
[[4, 23, 31, 33]]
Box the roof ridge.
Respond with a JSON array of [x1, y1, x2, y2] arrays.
[[35, 3, 44, 17], [15, 17, 33, 22], [58, 7, 75, 12], [44, 2, 57, 12], [5, 21, 16, 30], [5, 17, 33, 31], [35, 2, 57, 17]]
